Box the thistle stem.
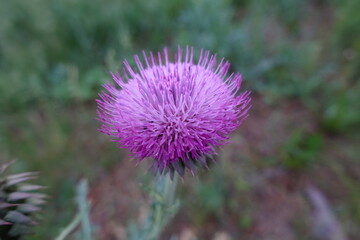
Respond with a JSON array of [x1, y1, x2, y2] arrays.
[[128, 174, 180, 240], [55, 213, 81, 240]]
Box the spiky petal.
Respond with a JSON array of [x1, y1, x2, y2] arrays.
[[97, 46, 251, 176]]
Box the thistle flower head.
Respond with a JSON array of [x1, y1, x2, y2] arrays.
[[97, 46, 251, 177]]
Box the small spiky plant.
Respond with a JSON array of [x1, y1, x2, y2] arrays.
[[0, 161, 46, 240]]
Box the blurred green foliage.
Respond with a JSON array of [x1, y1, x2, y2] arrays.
[[335, 0, 360, 50], [0, 0, 360, 239], [281, 131, 323, 169], [319, 81, 360, 133]]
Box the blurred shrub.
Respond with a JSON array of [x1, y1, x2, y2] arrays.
[[176, 0, 236, 52], [0, 0, 338, 111], [318, 82, 360, 133], [254, 42, 325, 103], [281, 131, 323, 169], [0, 0, 186, 111], [273, 0, 305, 32], [335, 0, 360, 49], [0, 0, 112, 110], [334, 0, 360, 80], [191, 169, 226, 226], [122, 0, 187, 48], [1, 0, 358, 111]]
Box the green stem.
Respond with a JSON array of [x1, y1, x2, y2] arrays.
[[55, 213, 81, 240], [55, 179, 93, 240], [128, 174, 180, 240], [76, 179, 93, 240]]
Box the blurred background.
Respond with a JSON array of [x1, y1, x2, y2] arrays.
[[0, 0, 359, 239]]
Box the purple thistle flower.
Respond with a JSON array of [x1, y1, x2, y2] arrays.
[[97, 46, 251, 178]]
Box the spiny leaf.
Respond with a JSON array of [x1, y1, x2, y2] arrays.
[[0, 219, 11, 225], [7, 172, 38, 180], [8, 192, 46, 202], [18, 184, 45, 192], [17, 204, 41, 214], [0, 202, 16, 209], [5, 175, 38, 188], [0, 160, 46, 238], [27, 198, 46, 206], [4, 211, 36, 225], [8, 224, 33, 237], [0, 160, 16, 175]]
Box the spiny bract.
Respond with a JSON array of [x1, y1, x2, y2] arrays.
[[97, 46, 251, 178], [0, 161, 46, 240]]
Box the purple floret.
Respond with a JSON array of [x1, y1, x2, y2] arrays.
[[97, 46, 251, 177]]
